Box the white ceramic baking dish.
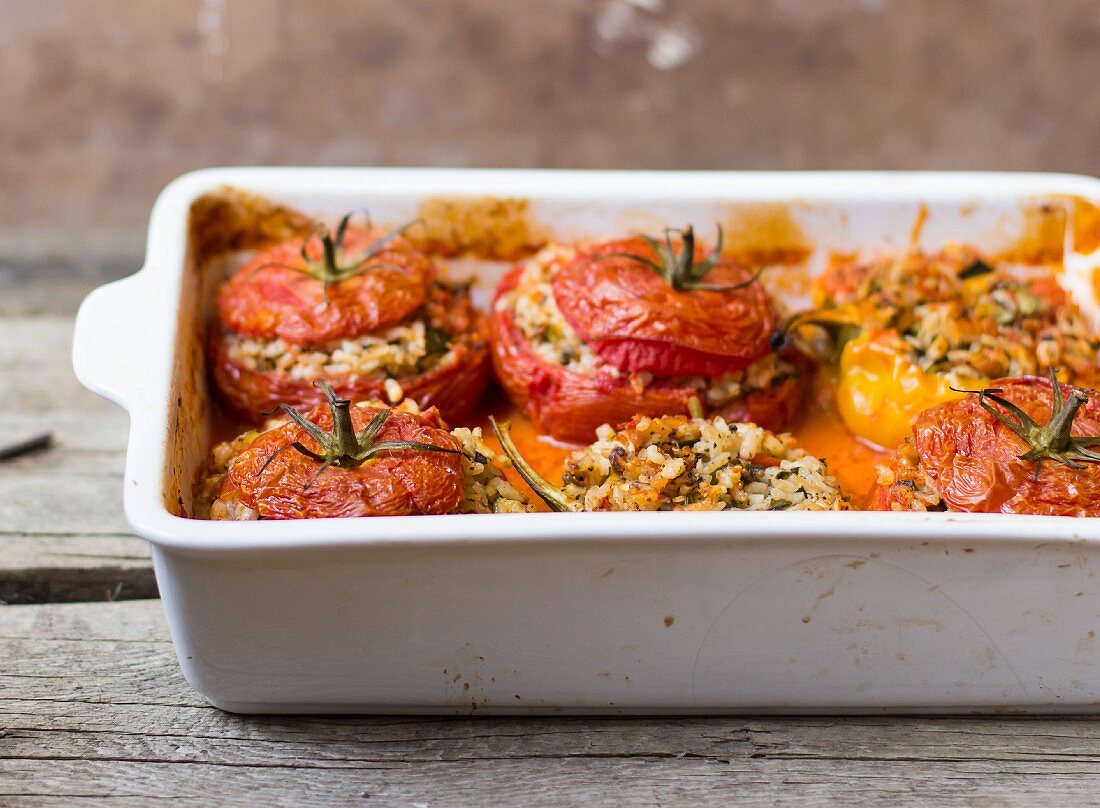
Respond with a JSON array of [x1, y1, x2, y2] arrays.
[[74, 168, 1100, 714]]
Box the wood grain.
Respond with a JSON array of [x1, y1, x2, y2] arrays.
[[4, 0, 1100, 314], [0, 317, 154, 604], [4, 600, 1100, 806], [3, 316, 1100, 803]]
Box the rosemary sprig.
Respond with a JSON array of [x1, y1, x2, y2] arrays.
[[597, 224, 763, 293], [252, 212, 422, 301], [257, 382, 466, 490], [952, 368, 1100, 480], [489, 417, 578, 512]]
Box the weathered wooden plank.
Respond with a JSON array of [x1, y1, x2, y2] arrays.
[[0, 316, 152, 602], [0, 536, 154, 604], [3, 601, 1100, 805], [0, 410, 128, 455], [6, 0, 1100, 303], [0, 317, 97, 408], [0, 257, 137, 319], [0, 321, 132, 535], [0, 474, 131, 537], [8, 757, 1100, 808]]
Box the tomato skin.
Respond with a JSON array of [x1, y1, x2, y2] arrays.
[[219, 403, 464, 519], [217, 227, 433, 345], [490, 266, 807, 444], [873, 376, 1100, 516], [550, 238, 775, 376]]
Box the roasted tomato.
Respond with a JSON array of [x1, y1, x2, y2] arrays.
[[195, 384, 530, 520], [491, 409, 848, 512], [212, 214, 490, 423], [871, 373, 1100, 516], [490, 227, 811, 443], [781, 248, 1100, 449], [552, 234, 775, 376]]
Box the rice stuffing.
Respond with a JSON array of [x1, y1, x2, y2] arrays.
[[818, 247, 1100, 384], [559, 414, 849, 511], [450, 427, 532, 514], [874, 441, 946, 512], [225, 317, 457, 382]]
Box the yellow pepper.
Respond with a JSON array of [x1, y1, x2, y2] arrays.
[[836, 331, 986, 449]]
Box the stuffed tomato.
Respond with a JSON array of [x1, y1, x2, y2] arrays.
[[212, 214, 490, 423], [871, 372, 1100, 516], [489, 227, 810, 444], [782, 247, 1100, 449], [195, 384, 530, 520]]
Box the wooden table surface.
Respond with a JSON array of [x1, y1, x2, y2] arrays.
[[7, 1, 1100, 801], [6, 315, 1100, 805]]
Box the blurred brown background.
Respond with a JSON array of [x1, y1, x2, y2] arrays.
[[4, 0, 1099, 313]]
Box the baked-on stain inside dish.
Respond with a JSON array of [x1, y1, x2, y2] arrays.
[[408, 196, 549, 261], [190, 186, 319, 265], [721, 202, 813, 266]]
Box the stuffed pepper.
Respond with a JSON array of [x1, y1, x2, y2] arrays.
[[212, 213, 490, 422], [871, 371, 1100, 516], [195, 382, 530, 520], [490, 226, 811, 444], [777, 247, 1100, 449]]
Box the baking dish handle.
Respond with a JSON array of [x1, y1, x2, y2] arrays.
[[72, 270, 161, 411]]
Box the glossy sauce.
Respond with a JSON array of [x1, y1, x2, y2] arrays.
[[470, 370, 882, 512], [786, 370, 884, 509]]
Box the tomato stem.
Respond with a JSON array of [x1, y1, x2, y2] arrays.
[[595, 224, 763, 293], [952, 368, 1100, 477], [256, 382, 467, 489], [279, 212, 424, 300], [770, 307, 862, 353]]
